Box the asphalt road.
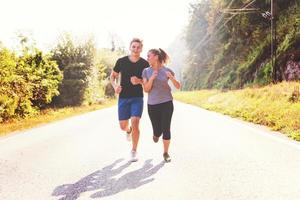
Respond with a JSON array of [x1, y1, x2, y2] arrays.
[[0, 101, 300, 200]]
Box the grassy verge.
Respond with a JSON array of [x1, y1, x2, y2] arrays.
[[0, 98, 116, 137], [174, 82, 300, 141]]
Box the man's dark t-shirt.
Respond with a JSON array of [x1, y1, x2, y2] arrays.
[[113, 56, 149, 98]]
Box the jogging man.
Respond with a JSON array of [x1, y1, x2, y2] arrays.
[[110, 38, 149, 162]]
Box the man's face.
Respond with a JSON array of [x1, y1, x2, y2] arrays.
[[129, 42, 142, 55]]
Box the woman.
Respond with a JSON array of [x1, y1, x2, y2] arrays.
[[142, 48, 181, 162]]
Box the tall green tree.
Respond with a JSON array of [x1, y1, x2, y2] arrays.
[[51, 34, 103, 106]]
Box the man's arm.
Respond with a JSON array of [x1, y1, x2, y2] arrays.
[[110, 70, 122, 94]]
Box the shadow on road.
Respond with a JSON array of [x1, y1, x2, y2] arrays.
[[52, 159, 165, 200]]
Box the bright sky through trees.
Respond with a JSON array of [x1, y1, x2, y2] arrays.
[[0, 0, 194, 52]]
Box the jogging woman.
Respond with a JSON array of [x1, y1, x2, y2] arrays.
[[142, 48, 181, 162]]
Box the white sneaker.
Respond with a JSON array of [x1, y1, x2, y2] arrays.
[[126, 127, 132, 141], [130, 150, 138, 162]]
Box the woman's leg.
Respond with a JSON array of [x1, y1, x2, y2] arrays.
[[148, 104, 162, 141], [163, 140, 170, 154], [161, 101, 174, 155]]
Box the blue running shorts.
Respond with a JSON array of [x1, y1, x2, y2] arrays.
[[118, 97, 144, 120]]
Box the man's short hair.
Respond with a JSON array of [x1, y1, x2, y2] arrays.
[[130, 38, 143, 47]]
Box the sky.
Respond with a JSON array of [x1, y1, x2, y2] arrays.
[[0, 0, 194, 53]]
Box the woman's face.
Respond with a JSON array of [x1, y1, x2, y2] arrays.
[[147, 51, 158, 65]]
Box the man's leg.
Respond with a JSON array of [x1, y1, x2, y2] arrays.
[[130, 117, 140, 151], [118, 98, 131, 133], [119, 120, 132, 141], [130, 97, 144, 152], [119, 120, 131, 132]]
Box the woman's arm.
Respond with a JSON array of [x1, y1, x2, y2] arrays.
[[166, 71, 181, 89], [143, 78, 153, 93], [143, 70, 158, 93]]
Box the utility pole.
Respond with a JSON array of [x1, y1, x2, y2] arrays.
[[271, 0, 277, 82], [221, 0, 278, 82]]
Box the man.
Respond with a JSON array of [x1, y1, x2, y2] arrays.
[[110, 38, 149, 162]]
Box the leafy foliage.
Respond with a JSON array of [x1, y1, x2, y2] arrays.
[[0, 36, 62, 122], [51, 34, 100, 106], [183, 0, 300, 90], [51, 33, 125, 106]]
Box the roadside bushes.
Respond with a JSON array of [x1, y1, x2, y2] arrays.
[[0, 44, 62, 122]]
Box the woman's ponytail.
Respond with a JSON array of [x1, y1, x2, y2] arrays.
[[149, 48, 170, 64], [158, 48, 169, 64]]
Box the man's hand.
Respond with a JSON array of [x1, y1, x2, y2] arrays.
[[130, 76, 142, 85], [114, 85, 122, 94]]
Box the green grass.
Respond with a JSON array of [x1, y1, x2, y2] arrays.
[[174, 82, 300, 141], [0, 98, 116, 137]]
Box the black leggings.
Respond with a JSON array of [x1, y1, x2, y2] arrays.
[[147, 101, 174, 140]]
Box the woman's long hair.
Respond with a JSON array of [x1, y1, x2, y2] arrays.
[[148, 48, 169, 64]]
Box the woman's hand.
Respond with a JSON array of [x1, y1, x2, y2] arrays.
[[166, 71, 174, 80], [166, 71, 181, 89], [150, 70, 158, 81]]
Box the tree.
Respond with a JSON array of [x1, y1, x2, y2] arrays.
[[51, 33, 103, 106], [183, 0, 300, 90]]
